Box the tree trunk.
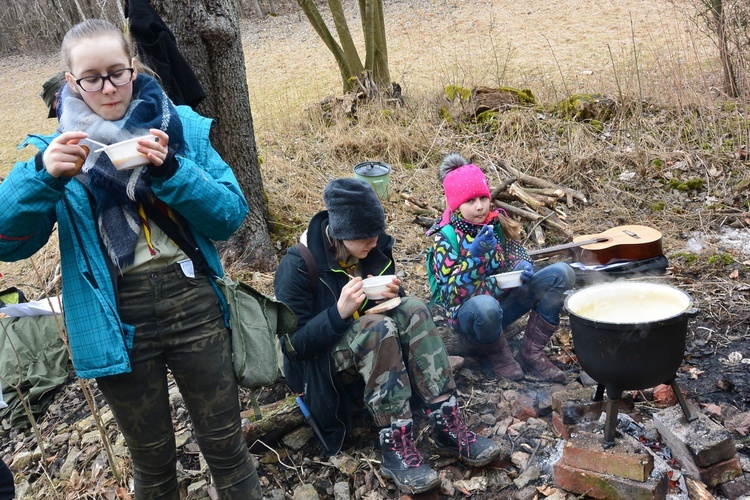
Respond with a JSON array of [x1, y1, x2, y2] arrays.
[[710, 0, 739, 97], [147, 0, 277, 271], [361, 0, 389, 87], [297, 0, 356, 91], [328, 0, 363, 79]]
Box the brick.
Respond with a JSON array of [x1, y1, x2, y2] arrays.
[[559, 431, 654, 482], [551, 411, 570, 439], [511, 393, 537, 421], [697, 454, 742, 488], [653, 404, 736, 468], [553, 460, 669, 499]]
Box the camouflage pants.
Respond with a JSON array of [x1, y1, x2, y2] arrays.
[[96, 263, 261, 500], [331, 296, 455, 427]]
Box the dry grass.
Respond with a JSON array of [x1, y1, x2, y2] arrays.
[[0, 0, 746, 297]]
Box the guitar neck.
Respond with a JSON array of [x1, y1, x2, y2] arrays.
[[528, 238, 604, 257]]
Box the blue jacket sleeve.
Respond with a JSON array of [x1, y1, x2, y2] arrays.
[[0, 156, 68, 261]]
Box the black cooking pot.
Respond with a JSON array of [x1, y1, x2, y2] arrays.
[[565, 282, 697, 399]]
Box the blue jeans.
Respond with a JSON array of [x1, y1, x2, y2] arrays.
[[97, 263, 260, 499], [455, 262, 575, 344]]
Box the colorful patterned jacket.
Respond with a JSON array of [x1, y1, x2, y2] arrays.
[[431, 222, 530, 324]]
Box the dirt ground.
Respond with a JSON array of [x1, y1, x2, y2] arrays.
[[1, 0, 749, 498]]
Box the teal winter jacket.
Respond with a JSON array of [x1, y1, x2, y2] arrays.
[[0, 106, 248, 379]]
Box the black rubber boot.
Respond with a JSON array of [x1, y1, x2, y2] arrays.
[[379, 419, 440, 494], [429, 396, 501, 467], [518, 311, 566, 383]]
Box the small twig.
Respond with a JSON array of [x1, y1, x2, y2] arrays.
[[359, 453, 386, 488], [249, 439, 303, 480], [523, 439, 542, 472]]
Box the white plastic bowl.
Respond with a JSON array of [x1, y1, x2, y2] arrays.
[[362, 275, 396, 300], [491, 270, 524, 289], [99, 135, 157, 170]]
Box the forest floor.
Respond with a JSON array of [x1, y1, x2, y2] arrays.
[[1, 0, 749, 498]]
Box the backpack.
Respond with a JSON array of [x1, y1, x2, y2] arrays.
[[426, 225, 458, 306]]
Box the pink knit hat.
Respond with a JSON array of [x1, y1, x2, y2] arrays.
[[440, 164, 491, 225]]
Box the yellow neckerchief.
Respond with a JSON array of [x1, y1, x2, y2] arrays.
[[137, 203, 177, 255]]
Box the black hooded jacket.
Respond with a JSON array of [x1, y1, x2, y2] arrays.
[[273, 211, 397, 455]]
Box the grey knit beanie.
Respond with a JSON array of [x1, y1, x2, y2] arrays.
[[324, 178, 386, 240]]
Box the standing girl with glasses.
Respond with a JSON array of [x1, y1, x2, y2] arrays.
[[0, 19, 260, 498]]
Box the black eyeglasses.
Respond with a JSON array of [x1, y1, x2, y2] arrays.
[[72, 68, 134, 93]]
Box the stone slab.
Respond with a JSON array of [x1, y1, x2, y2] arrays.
[[653, 403, 736, 468], [560, 430, 654, 482]]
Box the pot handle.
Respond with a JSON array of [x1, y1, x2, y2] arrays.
[[686, 308, 699, 318]]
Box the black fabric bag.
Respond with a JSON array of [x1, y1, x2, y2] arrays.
[[0, 287, 27, 309], [573, 254, 669, 286]]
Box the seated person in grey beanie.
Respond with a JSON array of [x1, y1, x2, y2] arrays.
[[273, 177, 501, 494]]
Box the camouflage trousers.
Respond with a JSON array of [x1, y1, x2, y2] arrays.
[[96, 263, 261, 500], [331, 296, 456, 427]]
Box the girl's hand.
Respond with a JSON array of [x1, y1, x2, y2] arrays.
[[139, 128, 170, 167], [42, 132, 89, 178], [337, 277, 366, 319], [378, 275, 401, 300], [469, 224, 497, 257]]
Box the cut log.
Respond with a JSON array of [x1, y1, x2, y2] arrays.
[[495, 159, 587, 205], [399, 193, 440, 217], [241, 394, 304, 451]]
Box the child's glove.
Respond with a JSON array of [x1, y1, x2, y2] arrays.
[[469, 225, 497, 257], [514, 260, 535, 283]]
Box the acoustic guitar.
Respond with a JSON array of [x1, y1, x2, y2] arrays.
[[528, 225, 663, 265]]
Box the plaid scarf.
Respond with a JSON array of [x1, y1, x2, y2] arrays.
[[58, 74, 184, 271]]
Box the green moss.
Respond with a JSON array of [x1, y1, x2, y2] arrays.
[[650, 201, 666, 212], [495, 86, 537, 105], [444, 85, 471, 101], [668, 177, 704, 192], [438, 106, 452, 122], [476, 110, 498, 122], [707, 253, 735, 266], [672, 251, 698, 265], [553, 93, 615, 122], [651, 158, 663, 168]]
